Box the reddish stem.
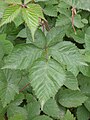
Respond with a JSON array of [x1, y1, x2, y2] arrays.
[[19, 83, 30, 92], [71, 7, 76, 34]]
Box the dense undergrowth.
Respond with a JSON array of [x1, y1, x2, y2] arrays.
[[0, 0, 90, 120]]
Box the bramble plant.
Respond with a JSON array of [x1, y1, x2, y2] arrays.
[[0, 0, 90, 120]]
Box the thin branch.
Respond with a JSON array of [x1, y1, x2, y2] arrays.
[[19, 83, 30, 92]]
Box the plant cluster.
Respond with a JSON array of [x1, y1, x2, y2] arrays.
[[0, 0, 90, 120]]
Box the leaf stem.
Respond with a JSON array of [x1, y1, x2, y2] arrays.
[[19, 83, 30, 92]]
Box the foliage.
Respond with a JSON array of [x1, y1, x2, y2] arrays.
[[0, 0, 90, 119]]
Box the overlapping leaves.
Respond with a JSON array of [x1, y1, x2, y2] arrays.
[[0, 69, 21, 107], [0, 0, 90, 119], [2, 27, 87, 107], [0, 1, 45, 40]]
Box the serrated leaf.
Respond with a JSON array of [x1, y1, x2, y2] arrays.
[[44, 4, 57, 17], [29, 59, 66, 107], [26, 101, 40, 119], [0, 5, 21, 27], [0, 69, 21, 107], [0, 101, 6, 116], [3, 44, 43, 70], [78, 74, 90, 96], [79, 64, 90, 77], [35, 0, 49, 2], [7, 105, 27, 120], [43, 98, 65, 119], [5, 0, 21, 4], [74, 14, 84, 28], [0, 34, 13, 55], [67, 29, 85, 44], [58, 89, 88, 108], [85, 27, 90, 51], [14, 12, 24, 27], [62, 110, 75, 120], [49, 41, 87, 76], [56, 14, 71, 27], [26, 28, 46, 49], [77, 105, 90, 120], [63, 0, 90, 11], [24, 0, 32, 4], [46, 26, 65, 47], [17, 28, 27, 38], [0, 44, 4, 61], [10, 93, 25, 106], [0, 1, 8, 19], [84, 98, 90, 112], [64, 71, 79, 90], [22, 4, 45, 40], [32, 115, 53, 120], [26, 93, 37, 103], [58, 1, 71, 16]]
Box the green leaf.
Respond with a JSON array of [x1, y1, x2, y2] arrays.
[[49, 41, 87, 76], [35, 0, 49, 2], [0, 5, 21, 27], [76, 105, 90, 120], [0, 69, 21, 107], [0, 1, 8, 19], [26, 93, 37, 103], [56, 14, 71, 27], [43, 98, 65, 119], [26, 101, 40, 119], [22, 4, 45, 40], [46, 26, 65, 47], [14, 12, 24, 27], [17, 28, 27, 38], [84, 98, 90, 112], [81, 18, 88, 24], [0, 44, 4, 61], [78, 74, 90, 96], [63, 0, 90, 11], [32, 115, 53, 120], [74, 14, 84, 28], [29, 59, 66, 107], [3, 44, 43, 70], [58, 1, 71, 16], [58, 89, 88, 108], [79, 64, 90, 77], [0, 34, 13, 55], [85, 27, 90, 51], [0, 101, 6, 116], [67, 29, 85, 44], [10, 93, 25, 106], [44, 4, 57, 17], [5, 0, 21, 4], [26, 28, 46, 49], [24, 0, 32, 4], [7, 105, 27, 120], [44, 0, 58, 4], [64, 71, 79, 90], [62, 110, 75, 120]]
